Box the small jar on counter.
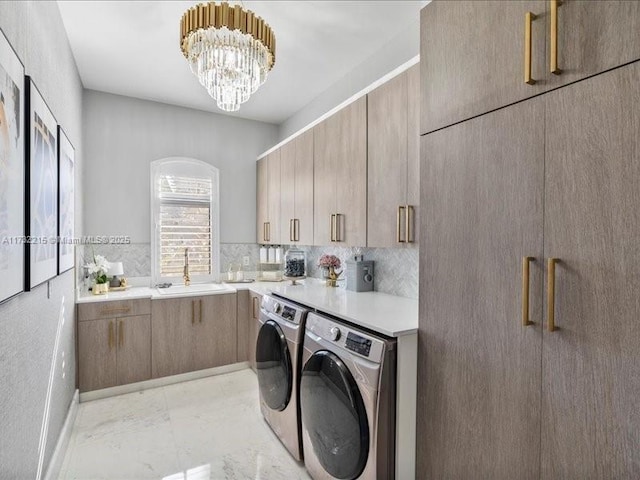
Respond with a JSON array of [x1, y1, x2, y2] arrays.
[[284, 248, 306, 278]]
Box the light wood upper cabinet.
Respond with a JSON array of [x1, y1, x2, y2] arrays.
[[256, 151, 281, 244], [314, 96, 367, 246], [77, 299, 152, 392], [367, 64, 420, 247], [420, 0, 546, 134], [294, 130, 314, 245], [152, 293, 238, 378], [546, 0, 640, 90], [280, 141, 296, 243]]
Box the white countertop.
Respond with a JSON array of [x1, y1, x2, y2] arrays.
[[77, 279, 418, 337]]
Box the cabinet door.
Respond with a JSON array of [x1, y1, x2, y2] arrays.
[[420, 0, 546, 134], [542, 62, 640, 479], [78, 318, 117, 392], [256, 157, 268, 244], [116, 315, 151, 386], [151, 297, 196, 378], [418, 98, 544, 479], [367, 70, 408, 247], [547, 0, 640, 90], [280, 141, 296, 243], [267, 150, 281, 244], [313, 119, 336, 245], [406, 63, 420, 245], [248, 291, 262, 372], [294, 129, 314, 245], [335, 96, 367, 247], [194, 293, 237, 371], [236, 290, 250, 362]]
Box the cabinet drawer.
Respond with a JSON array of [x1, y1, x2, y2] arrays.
[[78, 299, 151, 321]]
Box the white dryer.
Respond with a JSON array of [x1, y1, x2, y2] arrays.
[[300, 312, 397, 479], [256, 294, 309, 462]]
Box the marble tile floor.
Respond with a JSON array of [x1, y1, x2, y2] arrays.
[[59, 369, 311, 479]]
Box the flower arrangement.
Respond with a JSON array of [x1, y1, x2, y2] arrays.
[[318, 254, 342, 287], [318, 254, 341, 269], [85, 254, 111, 294]]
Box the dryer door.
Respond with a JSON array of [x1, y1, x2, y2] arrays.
[[301, 350, 369, 480], [256, 319, 293, 411]]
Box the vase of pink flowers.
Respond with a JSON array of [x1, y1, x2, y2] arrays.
[[318, 254, 342, 287]]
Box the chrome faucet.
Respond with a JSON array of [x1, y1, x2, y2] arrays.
[[183, 247, 190, 286]]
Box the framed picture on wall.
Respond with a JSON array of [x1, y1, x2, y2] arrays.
[[0, 29, 25, 304], [25, 76, 58, 290], [57, 126, 74, 274]]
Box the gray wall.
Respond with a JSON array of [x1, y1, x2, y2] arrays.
[[0, 1, 83, 478], [82, 90, 278, 244], [277, 17, 420, 142]]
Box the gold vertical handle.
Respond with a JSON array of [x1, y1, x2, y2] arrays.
[[252, 296, 258, 319], [289, 219, 294, 242], [191, 300, 195, 325], [330, 214, 336, 242], [397, 206, 406, 243], [547, 258, 557, 332], [550, 0, 562, 74], [108, 320, 114, 350], [335, 214, 340, 242], [267, 222, 271, 242], [522, 257, 534, 326], [199, 299, 203, 324], [294, 219, 300, 242], [118, 319, 124, 347], [524, 12, 537, 85], [406, 205, 414, 243], [263, 222, 267, 242]]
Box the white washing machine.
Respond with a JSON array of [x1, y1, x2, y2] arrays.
[[256, 294, 309, 462], [300, 312, 397, 479]]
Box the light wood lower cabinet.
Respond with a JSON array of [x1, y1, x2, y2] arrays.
[[151, 293, 237, 378], [248, 291, 262, 372], [236, 290, 250, 362], [78, 309, 151, 392]]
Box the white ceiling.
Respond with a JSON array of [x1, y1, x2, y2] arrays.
[[57, 1, 423, 125]]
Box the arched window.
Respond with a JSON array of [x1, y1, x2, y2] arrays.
[[150, 158, 220, 285]]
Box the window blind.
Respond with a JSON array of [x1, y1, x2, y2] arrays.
[[158, 175, 213, 277]]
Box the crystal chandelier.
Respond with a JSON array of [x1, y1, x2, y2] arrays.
[[180, 2, 276, 112]]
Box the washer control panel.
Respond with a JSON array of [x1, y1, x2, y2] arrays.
[[345, 332, 373, 357], [261, 294, 306, 326]]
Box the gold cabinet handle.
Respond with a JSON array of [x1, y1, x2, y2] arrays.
[[118, 319, 124, 347], [99, 306, 131, 316], [191, 300, 195, 325], [330, 214, 336, 242], [263, 222, 267, 242], [335, 213, 342, 242], [289, 219, 294, 242], [199, 299, 203, 324], [522, 257, 534, 326], [252, 296, 258, 319], [294, 219, 300, 242], [266, 222, 271, 242], [524, 12, 537, 85], [397, 206, 406, 243], [547, 258, 558, 331], [406, 205, 414, 244], [550, 0, 562, 74], [108, 320, 114, 350]]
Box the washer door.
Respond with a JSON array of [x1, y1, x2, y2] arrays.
[[301, 350, 369, 480], [256, 319, 293, 411]]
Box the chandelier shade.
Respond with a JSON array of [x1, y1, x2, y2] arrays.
[[180, 2, 276, 112]]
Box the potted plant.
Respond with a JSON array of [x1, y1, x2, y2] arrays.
[[86, 254, 111, 295], [318, 254, 342, 287]]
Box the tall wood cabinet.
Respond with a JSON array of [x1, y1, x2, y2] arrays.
[[419, 2, 640, 477], [77, 299, 151, 392], [420, 0, 640, 135], [151, 293, 237, 378], [280, 129, 314, 244], [367, 64, 420, 247], [256, 150, 281, 244], [313, 96, 367, 246]]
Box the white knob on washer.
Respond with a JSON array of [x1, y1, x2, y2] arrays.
[[330, 326, 341, 341], [273, 302, 282, 314]]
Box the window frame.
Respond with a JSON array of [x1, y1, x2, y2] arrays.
[[150, 157, 220, 286]]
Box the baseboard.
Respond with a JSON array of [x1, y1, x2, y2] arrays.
[[44, 389, 79, 480], [79, 362, 250, 402]]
